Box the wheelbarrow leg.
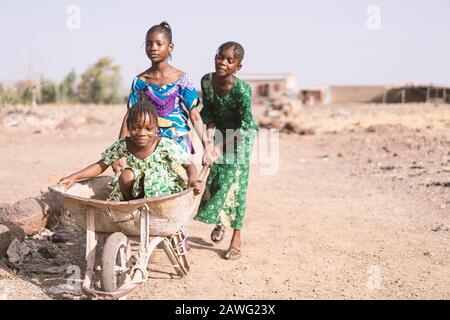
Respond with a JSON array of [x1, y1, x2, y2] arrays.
[[162, 238, 187, 277], [170, 228, 190, 273], [82, 209, 98, 296]]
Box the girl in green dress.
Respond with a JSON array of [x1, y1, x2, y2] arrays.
[[195, 42, 259, 260], [59, 95, 201, 200]]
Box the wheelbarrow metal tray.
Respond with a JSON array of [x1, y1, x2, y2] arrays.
[[49, 176, 194, 237]]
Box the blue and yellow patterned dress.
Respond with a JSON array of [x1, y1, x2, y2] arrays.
[[127, 73, 199, 154]]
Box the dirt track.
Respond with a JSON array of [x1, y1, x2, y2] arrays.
[[1, 103, 450, 299]]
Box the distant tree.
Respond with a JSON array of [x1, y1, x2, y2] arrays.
[[38, 78, 58, 104], [0, 82, 4, 105], [15, 80, 35, 105], [77, 57, 122, 104], [58, 69, 77, 103], [2, 87, 19, 105]]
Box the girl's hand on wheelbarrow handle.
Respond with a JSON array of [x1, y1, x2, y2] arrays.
[[202, 145, 220, 167], [188, 179, 202, 195]]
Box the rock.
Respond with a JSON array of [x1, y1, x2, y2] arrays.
[[271, 118, 285, 130], [37, 192, 64, 229], [0, 260, 11, 278], [22, 239, 40, 253], [297, 127, 315, 135], [32, 228, 54, 241], [426, 181, 450, 188], [258, 116, 273, 128], [266, 109, 282, 118], [0, 224, 12, 257], [380, 165, 395, 171], [283, 121, 299, 133], [42, 264, 70, 274], [0, 198, 48, 236], [51, 229, 73, 243], [258, 116, 286, 130], [281, 103, 293, 117], [271, 100, 283, 110], [55, 119, 76, 130], [431, 223, 449, 232], [38, 243, 63, 259], [6, 238, 31, 265]]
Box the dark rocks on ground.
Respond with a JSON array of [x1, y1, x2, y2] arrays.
[[431, 223, 449, 232], [0, 224, 12, 257], [51, 229, 73, 243], [38, 243, 63, 260], [426, 181, 450, 188], [6, 238, 31, 266]]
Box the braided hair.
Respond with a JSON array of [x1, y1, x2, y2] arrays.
[[217, 41, 245, 62], [127, 92, 159, 131], [146, 21, 172, 42]]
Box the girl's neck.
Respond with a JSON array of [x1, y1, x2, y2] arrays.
[[126, 136, 161, 157], [142, 60, 182, 85], [213, 72, 236, 86], [149, 60, 172, 75]]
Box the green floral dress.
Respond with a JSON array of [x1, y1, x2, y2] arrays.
[[101, 137, 187, 201], [194, 73, 259, 229]]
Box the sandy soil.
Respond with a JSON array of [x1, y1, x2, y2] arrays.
[[0, 102, 449, 299]]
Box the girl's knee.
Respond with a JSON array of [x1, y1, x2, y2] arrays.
[[119, 168, 135, 183], [119, 168, 135, 200]]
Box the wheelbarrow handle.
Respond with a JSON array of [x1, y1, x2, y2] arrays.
[[197, 165, 210, 184]]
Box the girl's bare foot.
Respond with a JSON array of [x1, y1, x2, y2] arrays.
[[224, 245, 241, 260], [224, 229, 241, 260]]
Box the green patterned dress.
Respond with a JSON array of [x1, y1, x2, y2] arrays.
[[194, 73, 259, 230], [101, 137, 187, 201]]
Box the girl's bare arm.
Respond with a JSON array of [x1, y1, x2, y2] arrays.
[[189, 108, 210, 149], [59, 160, 109, 189], [182, 162, 201, 195]]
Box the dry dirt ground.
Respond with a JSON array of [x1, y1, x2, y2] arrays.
[[0, 102, 449, 300]]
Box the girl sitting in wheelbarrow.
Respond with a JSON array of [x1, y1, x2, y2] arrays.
[[59, 95, 201, 200]]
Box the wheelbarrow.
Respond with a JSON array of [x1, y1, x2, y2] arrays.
[[49, 166, 209, 299]]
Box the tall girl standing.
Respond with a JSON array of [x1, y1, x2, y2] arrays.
[[195, 42, 259, 260], [114, 21, 208, 172]]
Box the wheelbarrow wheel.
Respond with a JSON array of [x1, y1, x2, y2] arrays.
[[101, 232, 130, 292]]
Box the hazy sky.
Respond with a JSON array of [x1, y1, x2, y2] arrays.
[[1, 0, 449, 91]]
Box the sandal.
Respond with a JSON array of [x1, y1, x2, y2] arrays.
[[211, 225, 225, 243], [224, 245, 241, 260]]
